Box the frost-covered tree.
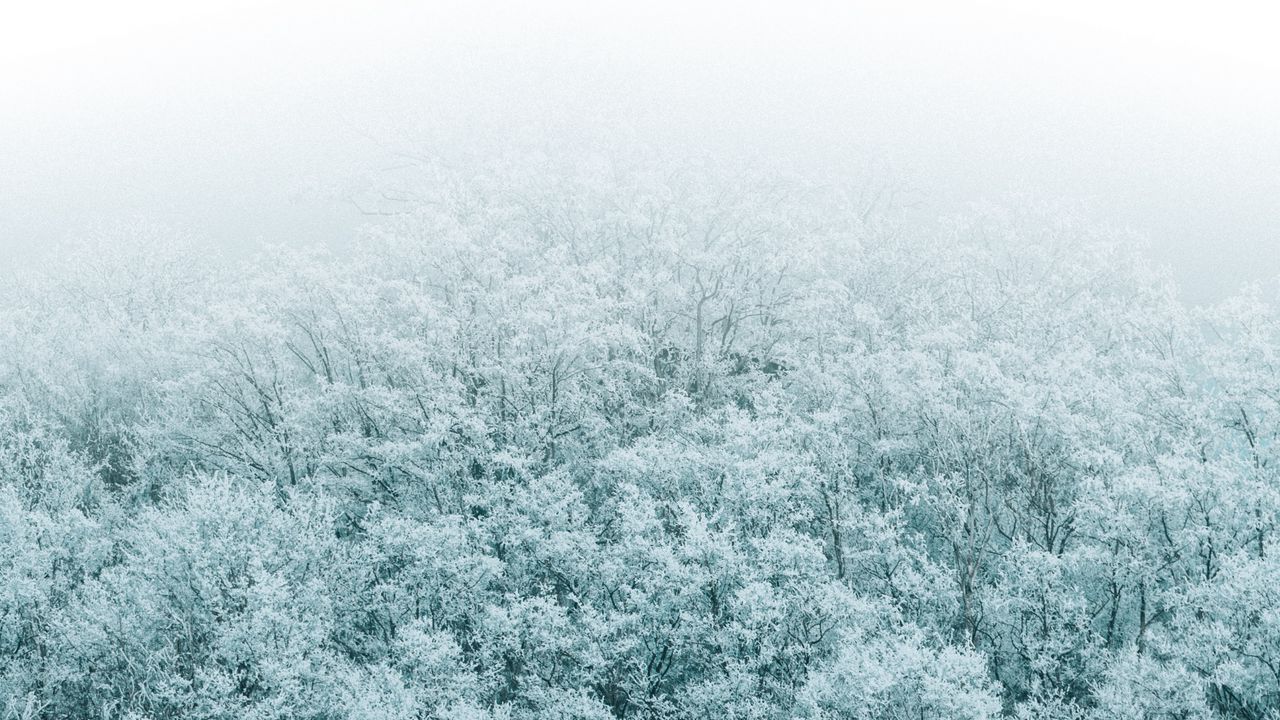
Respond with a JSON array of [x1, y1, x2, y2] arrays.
[[1, 152, 1277, 719]]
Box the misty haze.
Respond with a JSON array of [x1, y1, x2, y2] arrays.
[[2, 2, 1279, 719]]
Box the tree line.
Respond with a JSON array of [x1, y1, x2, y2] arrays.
[[1, 156, 1278, 719]]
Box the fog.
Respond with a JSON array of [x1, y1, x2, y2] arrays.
[[9, 5, 1280, 716], [2, 0, 1277, 304]]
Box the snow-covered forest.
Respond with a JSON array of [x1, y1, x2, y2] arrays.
[[7, 0, 1280, 717], [3, 150, 1280, 720]]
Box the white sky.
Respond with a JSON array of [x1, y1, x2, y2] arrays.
[[2, 0, 1278, 302]]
